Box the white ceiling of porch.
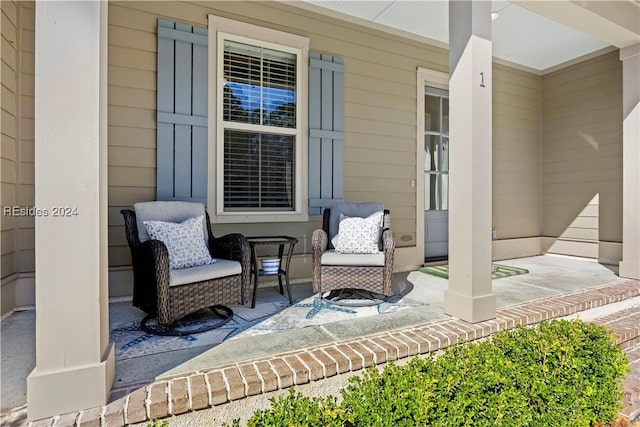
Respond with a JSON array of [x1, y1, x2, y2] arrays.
[[302, 0, 611, 72]]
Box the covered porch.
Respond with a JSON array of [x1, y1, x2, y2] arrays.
[[0, 0, 639, 423]]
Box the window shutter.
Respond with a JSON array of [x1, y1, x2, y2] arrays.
[[156, 19, 208, 203], [308, 52, 344, 215]]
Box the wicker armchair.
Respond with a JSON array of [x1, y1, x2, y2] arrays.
[[121, 201, 250, 334], [311, 202, 395, 299]]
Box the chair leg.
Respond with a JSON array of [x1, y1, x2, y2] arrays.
[[140, 305, 234, 336]]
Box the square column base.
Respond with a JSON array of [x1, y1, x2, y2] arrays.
[[27, 343, 115, 421], [444, 290, 496, 323], [619, 261, 640, 280]]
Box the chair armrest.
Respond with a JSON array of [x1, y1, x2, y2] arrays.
[[130, 239, 171, 277], [121, 209, 141, 247], [210, 233, 251, 302], [382, 228, 395, 251], [210, 233, 249, 262], [311, 229, 328, 293], [130, 239, 171, 316], [311, 229, 328, 256], [382, 228, 395, 296], [382, 228, 395, 258]]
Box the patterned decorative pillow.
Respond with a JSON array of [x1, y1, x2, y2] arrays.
[[334, 211, 383, 254], [143, 215, 215, 270]]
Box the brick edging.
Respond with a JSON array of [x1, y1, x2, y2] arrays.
[[29, 279, 640, 426]]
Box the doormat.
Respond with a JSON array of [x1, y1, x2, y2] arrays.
[[419, 263, 529, 280]]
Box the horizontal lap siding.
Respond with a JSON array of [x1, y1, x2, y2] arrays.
[[2, 1, 35, 276], [11, 1, 613, 277], [492, 64, 542, 240], [542, 50, 622, 256], [106, 0, 450, 265], [1, 0, 17, 278], [17, 2, 34, 272], [107, 4, 157, 266]]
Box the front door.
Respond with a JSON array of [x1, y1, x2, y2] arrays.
[[424, 87, 449, 259]]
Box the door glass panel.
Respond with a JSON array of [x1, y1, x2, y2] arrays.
[[441, 137, 449, 172], [424, 173, 448, 210], [424, 135, 439, 171], [426, 135, 448, 173], [425, 174, 437, 210], [440, 174, 449, 210], [424, 95, 440, 132], [424, 87, 449, 212]]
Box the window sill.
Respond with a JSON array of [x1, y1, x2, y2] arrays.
[[210, 211, 309, 224]]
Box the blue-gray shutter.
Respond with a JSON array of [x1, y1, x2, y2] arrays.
[[156, 19, 208, 203], [308, 52, 344, 214]]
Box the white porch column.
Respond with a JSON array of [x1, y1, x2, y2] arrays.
[[619, 43, 640, 280], [444, 1, 496, 323], [27, 1, 114, 420]]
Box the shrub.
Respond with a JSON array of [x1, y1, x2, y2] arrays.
[[241, 390, 342, 427], [243, 319, 628, 426]]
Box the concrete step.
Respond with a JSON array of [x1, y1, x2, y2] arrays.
[[589, 307, 640, 422], [590, 305, 640, 346], [621, 342, 640, 421]]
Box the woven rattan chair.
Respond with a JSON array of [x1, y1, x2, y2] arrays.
[[311, 202, 395, 301], [121, 201, 250, 335]]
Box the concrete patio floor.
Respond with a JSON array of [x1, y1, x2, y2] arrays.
[[130, 254, 623, 383], [1, 254, 637, 425]]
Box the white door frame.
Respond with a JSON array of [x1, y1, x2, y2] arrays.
[[416, 67, 449, 262]]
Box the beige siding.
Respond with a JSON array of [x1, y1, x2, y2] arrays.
[[492, 63, 542, 240], [106, 0, 454, 269], [15, 2, 34, 273], [542, 50, 622, 258], [1, 0, 17, 278], [12, 0, 616, 285]]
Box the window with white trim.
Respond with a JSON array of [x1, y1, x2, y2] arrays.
[[209, 16, 309, 222]]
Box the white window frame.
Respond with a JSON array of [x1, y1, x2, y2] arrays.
[[208, 15, 309, 223]]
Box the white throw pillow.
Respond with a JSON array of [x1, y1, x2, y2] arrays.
[[332, 211, 383, 248], [143, 215, 215, 270], [334, 211, 383, 254]]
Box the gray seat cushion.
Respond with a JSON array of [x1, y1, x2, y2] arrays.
[[169, 259, 242, 287], [134, 201, 207, 243], [321, 250, 385, 267]]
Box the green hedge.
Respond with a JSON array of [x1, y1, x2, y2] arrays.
[[238, 319, 628, 427]]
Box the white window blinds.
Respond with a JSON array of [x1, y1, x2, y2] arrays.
[[223, 40, 296, 128], [221, 39, 298, 210]]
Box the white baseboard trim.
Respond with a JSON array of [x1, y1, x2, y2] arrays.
[[542, 237, 599, 259], [108, 267, 134, 298], [394, 246, 423, 271], [540, 237, 622, 265], [1, 273, 35, 316], [598, 241, 622, 265], [14, 237, 607, 316], [492, 237, 543, 261]]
